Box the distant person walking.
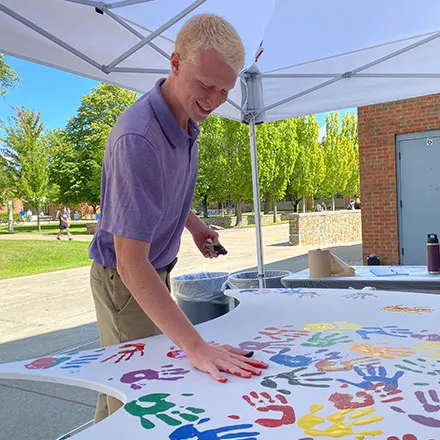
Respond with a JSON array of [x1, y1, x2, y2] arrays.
[[56, 207, 72, 240]]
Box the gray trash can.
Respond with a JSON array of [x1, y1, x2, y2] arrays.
[[223, 270, 293, 290], [171, 272, 232, 325]]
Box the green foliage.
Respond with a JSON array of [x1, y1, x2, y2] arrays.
[[195, 115, 228, 215], [63, 83, 138, 207], [1, 107, 50, 216], [340, 113, 360, 196], [257, 119, 299, 205], [286, 115, 324, 205], [0, 54, 20, 97]]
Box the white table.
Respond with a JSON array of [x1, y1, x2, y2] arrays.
[[281, 265, 440, 293], [1, 287, 440, 439]]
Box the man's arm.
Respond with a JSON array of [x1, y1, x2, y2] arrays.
[[114, 234, 267, 382]]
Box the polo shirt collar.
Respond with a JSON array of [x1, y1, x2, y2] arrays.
[[150, 78, 199, 148]]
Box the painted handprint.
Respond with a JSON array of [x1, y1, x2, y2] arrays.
[[297, 403, 384, 437], [315, 355, 380, 372], [366, 382, 404, 404], [60, 352, 103, 369], [410, 330, 440, 342], [258, 325, 310, 340], [349, 343, 415, 359], [302, 332, 353, 348], [25, 356, 70, 370], [329, 391, 375, 410], [124, 393, 205, 430], [167, 342, 220, 360], [337, 365, 404, 390], [356, 325, 412, 340], [387, 435, 420, 440], [261, 367, 333, 394], [101, 342, 145, 363], [343, 291, 378, 300], [298, 290, 321, 299], [303, 321, 362, 332], [239, 339, 294, 355], [120, 365, 190, 390], [391, 390, 440, 428], [413, 341, 440, 359], [269, 348, 341, 368], [382, 305, 433, 314], [396, 357, 440, 380], [169, 418, 260, 440], [242, 391, 295, 427]]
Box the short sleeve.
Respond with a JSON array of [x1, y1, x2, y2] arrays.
[[99, 134, 164, 242]]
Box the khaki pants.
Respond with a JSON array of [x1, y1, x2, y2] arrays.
[[90, 260, 175, 423]]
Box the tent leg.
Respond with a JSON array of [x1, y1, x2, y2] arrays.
[[249, 117, 265, 288]]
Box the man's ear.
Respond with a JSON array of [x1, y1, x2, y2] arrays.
[[170, 52, 182, 76]]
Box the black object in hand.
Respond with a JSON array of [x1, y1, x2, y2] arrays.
[[213, 244, 228, 255]]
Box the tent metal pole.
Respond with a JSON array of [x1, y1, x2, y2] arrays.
[[0, 3, 102, 71], [104, 9, 171, 61], [107, 0, 156, 8], [262, 72, 440, 79], [249, 117, 265, 288], [106, 0, 206, 71]]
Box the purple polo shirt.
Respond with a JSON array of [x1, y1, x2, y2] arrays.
[[88, 79, 199, 269]]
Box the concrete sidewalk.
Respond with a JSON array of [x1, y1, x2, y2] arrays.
[[0, 223, 362, 439]]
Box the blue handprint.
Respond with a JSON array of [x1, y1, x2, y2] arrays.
[[270, 348, 341, 368], [337, 365, 404, 390], [356, 325, 412, 340], [169, 418, 259, 439]]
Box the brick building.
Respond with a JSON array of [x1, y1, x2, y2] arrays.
[[358, 93, 440, 265]]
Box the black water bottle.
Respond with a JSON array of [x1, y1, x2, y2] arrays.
[[426, 233, 440, 274]]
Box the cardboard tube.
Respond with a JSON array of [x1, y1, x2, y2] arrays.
[[308, 249, 331, 278]]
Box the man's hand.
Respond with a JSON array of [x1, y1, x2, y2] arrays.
[[185, 340, 268, 382], [186, 211, 226, 258]]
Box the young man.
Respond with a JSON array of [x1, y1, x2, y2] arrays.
[[57, 207, 72, 240], [88, 14, 268, 422]]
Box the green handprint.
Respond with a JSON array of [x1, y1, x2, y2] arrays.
[[302, 332, 353, 348], [298, 403, 384, 437], [124, 393, 205, 430]]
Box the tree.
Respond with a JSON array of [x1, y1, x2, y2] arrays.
[[0, 54, 20, 97], [320, 112, 349, 210], [286, 116, 324, 211], [257, 119, 299, 222], [340, 113, 360, 197], [194, 115, 228, 217], [1, 107, 49, 231], [64, 83, 138, 210], [222, 119, 253, 225]]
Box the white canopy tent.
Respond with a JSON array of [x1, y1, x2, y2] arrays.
[[2, 0, 440, 286]]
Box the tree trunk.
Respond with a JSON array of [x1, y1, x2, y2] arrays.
[[235, 198, 244, 226], [36, 206, 41, 232], [203, 195, 209, 218], [273, 198, 278, 223], [302, 199, 306, 213], [331, 194, 335, 211], [263, 194, 271, 214]]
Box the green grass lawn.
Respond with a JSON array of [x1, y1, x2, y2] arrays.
[[0, 221, 89, 235], [0, 240, 91, 279]]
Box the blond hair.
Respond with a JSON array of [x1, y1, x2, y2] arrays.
[[175, 14, 245, 74]]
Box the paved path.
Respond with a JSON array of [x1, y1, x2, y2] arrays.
[[0, 223, 362, 439]]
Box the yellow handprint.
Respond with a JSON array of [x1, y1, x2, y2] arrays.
[[298, 403, 384, 438], [413, 341, 440, 359], [349, 343, 414, 359], [303, 321, 362, 332]]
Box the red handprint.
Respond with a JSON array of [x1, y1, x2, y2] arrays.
[[101, 343, 145, 364], [242, 391, 296, 428]]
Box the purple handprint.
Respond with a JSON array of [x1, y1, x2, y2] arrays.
[[337, 365, 404, 391], [121, 365, 190, 390], [410, 330, 440, 342], [391, 390, 440, 428]]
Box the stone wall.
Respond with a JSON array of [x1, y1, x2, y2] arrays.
[[203, 216, 248, 228], [289, 210, 362, 246]]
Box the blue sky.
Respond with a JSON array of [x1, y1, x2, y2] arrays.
[[0, 55, 356, 135]]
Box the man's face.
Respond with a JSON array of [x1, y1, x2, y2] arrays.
[[173, 49, 237, 123]]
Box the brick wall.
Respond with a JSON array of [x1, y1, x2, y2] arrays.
[[358, 93, 440, 265]]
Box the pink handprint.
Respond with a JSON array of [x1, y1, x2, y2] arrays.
[[242, 391, 296, 427]]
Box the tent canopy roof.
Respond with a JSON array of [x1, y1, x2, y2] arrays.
[[2, 0, 440, 121]]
